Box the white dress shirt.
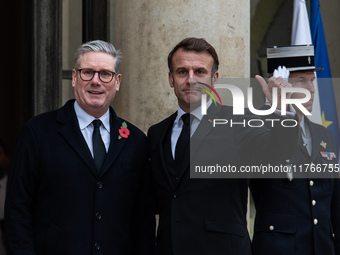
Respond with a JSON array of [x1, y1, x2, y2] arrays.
[[171, 100, 212, 159], [74, 101, 110, 157]]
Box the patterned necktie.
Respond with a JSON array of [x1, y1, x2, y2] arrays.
[[175, 114, 192, 167], [92, 119, 106, 171]]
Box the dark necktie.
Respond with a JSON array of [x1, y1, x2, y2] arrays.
[[92, 119, 106, 171], [175, 114, 192, 167]]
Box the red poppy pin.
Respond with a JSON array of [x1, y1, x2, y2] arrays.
[[118, 121, 130, 139]]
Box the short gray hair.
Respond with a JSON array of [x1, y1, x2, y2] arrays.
[[74, 40, 122, 73]]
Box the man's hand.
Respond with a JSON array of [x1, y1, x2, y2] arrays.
[[255, 75, 293, 110]]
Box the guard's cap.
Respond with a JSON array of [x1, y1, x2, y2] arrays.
[[267, 45, 323, 74]]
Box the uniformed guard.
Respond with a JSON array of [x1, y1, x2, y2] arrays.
[[250, 45, 340, 255]]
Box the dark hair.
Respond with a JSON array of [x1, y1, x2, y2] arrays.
[[167, 37, 219, 76]]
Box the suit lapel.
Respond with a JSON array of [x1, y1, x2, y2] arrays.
[[307, 118, 322, 161], [298, 136, 310, 159], [177, 104, 222, 180], [58, 101, 129, 178], [57, 100, 98, 177], [100, 107, 128, 176], [160, 113, 177, 190], [296, 117, 311, 159]]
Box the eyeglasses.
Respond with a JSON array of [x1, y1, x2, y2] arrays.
[[77, 69, 116, 83]]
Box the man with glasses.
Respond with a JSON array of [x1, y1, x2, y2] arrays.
[[5, 40, 155, 255]]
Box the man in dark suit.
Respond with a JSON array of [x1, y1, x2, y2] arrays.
[[250, 45, 340, 255], [5, 40, 155, 255], [147, 37, 300, 255]]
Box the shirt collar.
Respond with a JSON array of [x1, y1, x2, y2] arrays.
[[74, 101, 110, 133], [299, 115, 311, 139], [191, 99, 212, 121], [300, 115, 307, 136], [175, 99, 212, 125]]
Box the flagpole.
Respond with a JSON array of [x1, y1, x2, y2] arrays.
[[291, 0, 322, 124]]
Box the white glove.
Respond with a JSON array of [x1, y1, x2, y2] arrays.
[[273, 66, 290, 80], [272, 66, 296, 114], [265, 66, 290, 104]]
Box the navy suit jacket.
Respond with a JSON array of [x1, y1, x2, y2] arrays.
[[5, 99, 155, 255], [250, 117, 340, 255], [148, 104, 299, 255]]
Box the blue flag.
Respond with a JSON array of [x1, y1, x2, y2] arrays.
[[310, 0, 339, 155]]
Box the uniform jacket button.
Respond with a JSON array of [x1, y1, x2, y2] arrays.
[[94, 243, 101, 250], [97, 182, 103, 189], [96, 212, 102, 220]]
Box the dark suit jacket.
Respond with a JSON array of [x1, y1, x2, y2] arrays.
[[250, 117, 340, 255], [5, 99, 155, 255], [147, 104, 299, 255]]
